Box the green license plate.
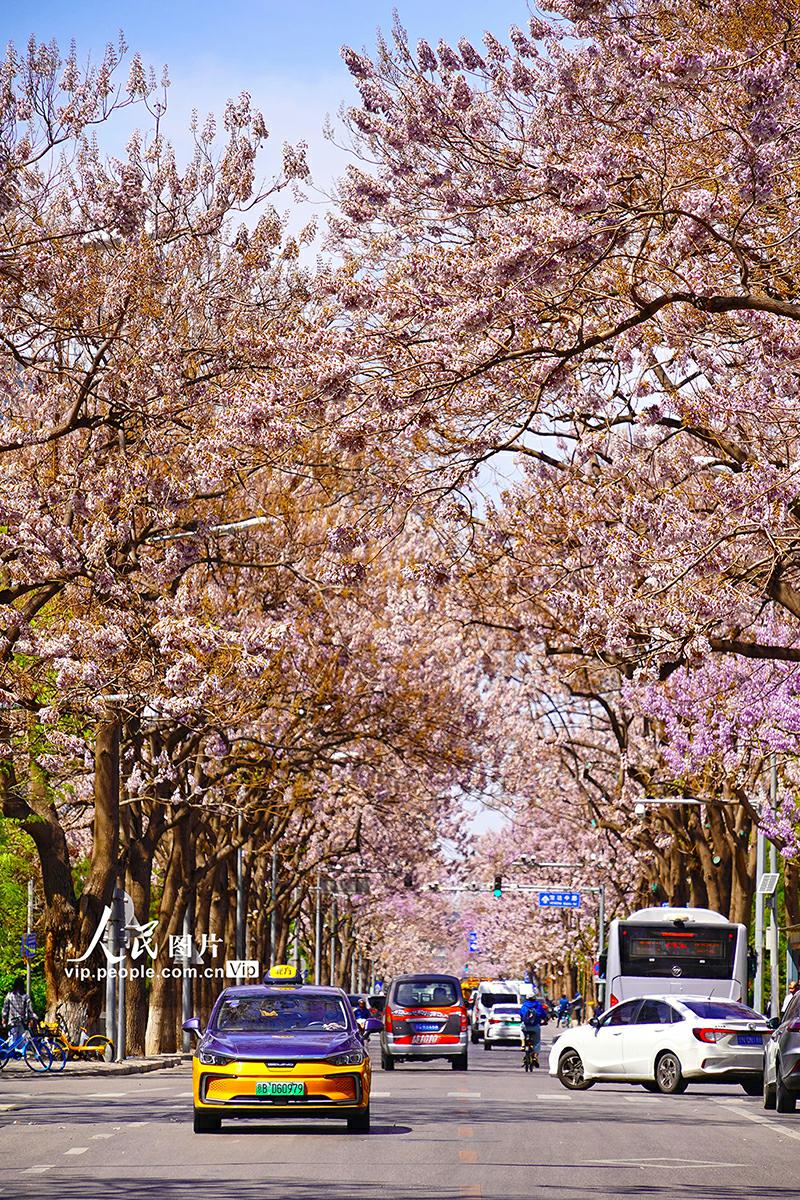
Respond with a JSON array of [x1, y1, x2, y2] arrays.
[[255, 1081, 305, 1097]]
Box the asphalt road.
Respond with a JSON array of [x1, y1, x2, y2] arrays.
[[1, 1031, 799, 1200]]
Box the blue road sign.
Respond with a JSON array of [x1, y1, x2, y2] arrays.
[[537, 891, 581, 909], [467, 931, 479, 953], [20, 933, 37, 958]]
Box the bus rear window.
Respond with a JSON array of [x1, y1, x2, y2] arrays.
[[620, 924, 735, 979]]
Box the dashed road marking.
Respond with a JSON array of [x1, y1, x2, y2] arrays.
[[126, 1121, 149, 1127], [86, 1092, 127, 1099], [90, 1133, 113, 1140], [370, 1091, 392, 1097], [23, 1167, 53, 1175], [64, 1147, 88, 1156], [447, 1091, 481, 1098], [711, 1098, 800, 1144], [458, 1148, 478, 1163]]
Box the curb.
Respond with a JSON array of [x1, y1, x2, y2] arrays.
[[1, 1055, 184, 1080]]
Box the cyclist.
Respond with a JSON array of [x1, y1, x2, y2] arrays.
[[519, 993, 547, 1068], [557, 994, 571, 1027], [2, 977, 35, 1042]]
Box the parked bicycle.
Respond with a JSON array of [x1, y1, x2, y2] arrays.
[[40, 1004, 114, 1064], [0, 1026, 55, 1072]]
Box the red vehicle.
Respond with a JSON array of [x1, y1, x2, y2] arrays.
[[379, 973, 469, 1071]]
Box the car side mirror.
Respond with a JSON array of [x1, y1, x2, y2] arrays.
[[182, 1017, 202, 1037], [767, 1016, 781, 1030], [363, 1018, 383, 1035], [589, 1016, 600, 1029]]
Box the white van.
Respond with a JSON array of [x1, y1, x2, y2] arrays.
[[470, 980, 521, 1043]]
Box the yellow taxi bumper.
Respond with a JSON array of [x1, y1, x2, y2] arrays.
[[192, 1056, 371, 1113]]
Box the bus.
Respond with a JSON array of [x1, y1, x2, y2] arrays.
[[601, 906, 749, 1007]]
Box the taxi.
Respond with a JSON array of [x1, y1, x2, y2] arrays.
[[184, 965, 382, 1134]]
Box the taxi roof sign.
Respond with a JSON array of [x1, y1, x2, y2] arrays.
[[263, 964, 303, 985]]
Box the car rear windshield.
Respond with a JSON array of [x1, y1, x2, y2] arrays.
[[394, 980, 460, 1007], [481, 992, 518, 1008], [214, 993, 350, 1032], [681, 1000, 761, 1021]]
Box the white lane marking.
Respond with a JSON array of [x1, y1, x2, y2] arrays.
[[90, 1133, 113, 1140], [86, 1092, 127, 1098], [370, 1091, 392, 1097], [23, 1167, 53, 1175], [127, 1121, 148, 1127], [589, 1159, 745, 1170], [0, 1104, 18, 1112], [536, 1094, 573, 1100], [711, 1098, 800, 1144], [447, 1091, 481, 1098], [64, 1147, 88, 1156]]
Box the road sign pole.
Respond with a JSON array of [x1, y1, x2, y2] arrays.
[[754, 828, 766, 1013], [26, 879, 33, 998]]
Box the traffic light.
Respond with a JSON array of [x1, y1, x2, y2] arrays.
[[493, 874, 502, 898]]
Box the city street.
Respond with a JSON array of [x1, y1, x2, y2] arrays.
[[1, 1035, 798, 1200]]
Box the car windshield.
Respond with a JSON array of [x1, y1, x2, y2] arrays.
[[681, 1000, 761, 1021], [482, 993, 517, 1008], [394, 980, 459, 1006], [214, 993, 350, 1033]]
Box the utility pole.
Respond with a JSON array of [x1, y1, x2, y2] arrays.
[[768, 755, 780, 1017], [754, 826, 766, 1014], [270, 848, 279, 964], [329, 897, 337, 986], [26, 880, 33, 998], [114, 886, 126, 1062], [314, 873, 323, 985], [235, 815, 245, 960], [181, 896, 194, 1052], [104, 895, 119, 1046]]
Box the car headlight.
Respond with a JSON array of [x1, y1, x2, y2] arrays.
[[327, 1050, 365, 1066], [197, 1048, 234, 1066]]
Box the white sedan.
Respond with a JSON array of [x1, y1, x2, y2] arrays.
[[483, 1004, 522, 1048], [549, 995, 770, 1094]]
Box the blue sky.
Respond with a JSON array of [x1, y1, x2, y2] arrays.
[[9, 2, 531, 188]]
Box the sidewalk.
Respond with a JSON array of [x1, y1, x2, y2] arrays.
[[1, 1053, 186, 1078]]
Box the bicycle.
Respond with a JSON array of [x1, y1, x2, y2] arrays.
[[0, 1026, 54, 1072], [521, 1030, 540, 1072], [40, 1005, 114, 1064]]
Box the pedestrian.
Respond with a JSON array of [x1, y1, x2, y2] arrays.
[[782, 980, 799, 1013], [557, 994, 571, 1027], [353, 997, 370, 1023], [570, 991, 583, 1024], [1, 977, 35, 1042]]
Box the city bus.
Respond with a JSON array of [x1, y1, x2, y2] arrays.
[[601, 906, 749, 1007]]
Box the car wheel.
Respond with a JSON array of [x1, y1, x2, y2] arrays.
[[470, 1030, 479, 1044], [776, 1060, 797, 1114], [557, 1048, 593, 1091], [741, 1078, 762, 1097], [654, 1052, 687, 1095], [193, 1110, 221, 1134], [641, 1082, 660, 1093], [763, 1068, 777, 1111], [451, 1053, 469, 1071], [347, 1106, 370, 1133], [483, 1040, 492, 1051], [380, 1052, 395, 1071]]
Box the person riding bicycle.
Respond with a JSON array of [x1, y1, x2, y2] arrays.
[[557, 994, 571, 1027], [519, 994, 547, 1068], [2, 978, 35, 1043]]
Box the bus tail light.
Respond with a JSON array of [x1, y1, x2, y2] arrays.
[[609, 993, 618, 1007]]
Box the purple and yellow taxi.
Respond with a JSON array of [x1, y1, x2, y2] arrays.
[[184, 965, 381, 1134]]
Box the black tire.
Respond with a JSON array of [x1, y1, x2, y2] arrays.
[[557, 1048, 593, 1091], [380, 1052, 394, 1071], [764, 1068, 777, 1110], [776, 1061, 797, 1114], [451, 1052, 468, 1071], [641, 1082, 660, 1093], [470, 1029, 479, 1044], [193, 1110, 221, 1134], [347, 1106, 370, 1133], [45, 1040, 68, 1072], [654, 1052, 687, 1095], [483, 1040, 492, 1051], [741, 1078, 762, 1097]]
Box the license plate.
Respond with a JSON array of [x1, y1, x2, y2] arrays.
[[412, 1034, 440, 1044], [413, 1023, 441, 1032], [737, 1035, 763, 1046], [255, 1081, 305, 1096]]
